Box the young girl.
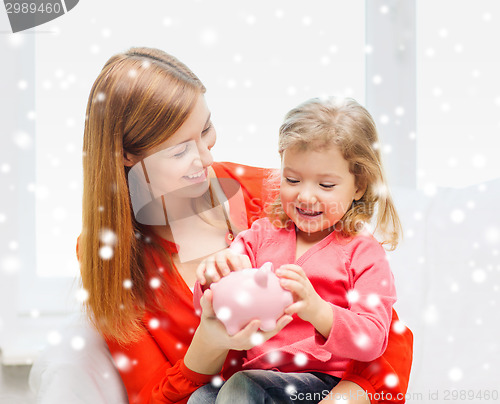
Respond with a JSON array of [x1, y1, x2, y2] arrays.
[[193, 97, 403, 403]]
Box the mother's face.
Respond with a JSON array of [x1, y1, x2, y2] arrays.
[[127, 95, 216, 203]]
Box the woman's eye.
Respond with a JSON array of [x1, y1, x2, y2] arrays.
[[286, 178, 299, 184], [320, 183, 336, 189], [202, 123, 213, 135], [172, 144, 189, 158]]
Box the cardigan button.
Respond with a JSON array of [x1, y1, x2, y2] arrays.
[[225, 232, 234, 245]]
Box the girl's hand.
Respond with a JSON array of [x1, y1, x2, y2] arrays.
[[276, 264, 330, 326], [198, 289, 293, 351], [196, 249, 252, 286]]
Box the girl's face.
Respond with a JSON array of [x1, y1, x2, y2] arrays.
[[280, 145, 365, 238], [128, 94, 216, 201]]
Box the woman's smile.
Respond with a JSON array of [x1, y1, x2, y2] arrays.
[[183, 168, 208, 183]]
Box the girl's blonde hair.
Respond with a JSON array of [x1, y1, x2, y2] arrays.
[[269, 97, 402, 250], [80, 47, 205, 344]]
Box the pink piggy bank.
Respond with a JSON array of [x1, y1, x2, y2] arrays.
[[211, 262, 293, 336]]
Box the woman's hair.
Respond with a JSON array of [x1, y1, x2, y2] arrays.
[[268, 97, 402, 250], [80, 47, 206, 344]]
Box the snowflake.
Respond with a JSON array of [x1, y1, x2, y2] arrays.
[[285, 384, 297, 395], [200, 29, 217, 46], [47, 331, 62, 346], [113, 353, 132, 372], [472, 269, 487, 283], [269, 352, 286, 367], [149, 318, 160, 329], [380, 5, 390, 14], [99, 246, 113, 260], [485, 227, 499, 244], [95, 92, 106, 102], [100, 229, 117, 245], [216, 307, 232, 321], [372, 75, 382, 85], [13, 131, 32, 149], [75, 288, 89, 303], [235, 291, 252, 306], [123, 279, 133, 289], [385, 374, 399, 387], [472, 154, 487, 168], [346, 290, 360, 304], [423, 305, 439, 325], [211, 376, 224, 387], [355, 334, 370, 349], [448, 367, 463, 382], [392, 321, 406, 334], [71, 336, 86, 351], [367, 293, 381, 308], [250, 332, 265, 346], [294, 353, 308, 367], [2, 255, 20, 273], [450, 209, 465, 223], [149, 277, 161, 289], [302, 16, 312, 26], [246, 15, 256, 25]]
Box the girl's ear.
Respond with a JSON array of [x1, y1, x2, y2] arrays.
[[123, 152, 140, 167], [354, 179, 367, 201]]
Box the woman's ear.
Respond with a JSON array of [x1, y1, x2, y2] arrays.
[[123, 152, 139, 167]]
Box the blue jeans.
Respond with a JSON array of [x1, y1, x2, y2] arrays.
[[187, 369, 340, 404]]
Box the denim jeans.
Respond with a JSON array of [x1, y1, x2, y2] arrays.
[[187, 369, 340, 404]]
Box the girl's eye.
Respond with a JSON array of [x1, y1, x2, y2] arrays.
[[320, 183, 336, 189], [286, 178, 299, 184]]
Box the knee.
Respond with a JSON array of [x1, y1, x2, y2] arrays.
[[215, 371, 262, 403]]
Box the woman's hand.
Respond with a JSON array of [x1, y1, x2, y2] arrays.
[[196, 249, 252, 286], [197, 289, 293, 351], [276, 264, 333, 338]]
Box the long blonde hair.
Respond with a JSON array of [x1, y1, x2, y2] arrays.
[[269, 97, 402, 250], [80, 47, 205, 344]]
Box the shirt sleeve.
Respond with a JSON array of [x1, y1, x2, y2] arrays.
[[341, 309, 414, 404], [107, 328, 213, 404], [315, 236, 397, 362]]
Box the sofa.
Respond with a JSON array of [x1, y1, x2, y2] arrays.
[[29, 180, 500, 403]]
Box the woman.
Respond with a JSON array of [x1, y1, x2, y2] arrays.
[[79, 47, 413, 403]]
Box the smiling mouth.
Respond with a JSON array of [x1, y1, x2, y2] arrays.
[[296, 207, 323, 217], [184, 168, 207, 181]]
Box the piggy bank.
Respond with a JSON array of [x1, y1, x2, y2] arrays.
[[211, 262, 293, 336]]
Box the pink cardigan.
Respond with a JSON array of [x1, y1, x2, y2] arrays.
[[229, 218, 397, 378]]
